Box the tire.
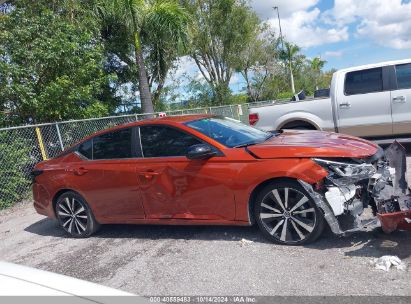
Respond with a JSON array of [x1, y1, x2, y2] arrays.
[[55, 191, 100, 238], [254, 181, 324, 245]]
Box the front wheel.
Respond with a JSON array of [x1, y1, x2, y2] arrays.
[[254, 181, 324, 245], [55, 191, 100, 238]]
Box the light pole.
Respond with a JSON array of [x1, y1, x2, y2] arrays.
[[273, 6, 284, 50]]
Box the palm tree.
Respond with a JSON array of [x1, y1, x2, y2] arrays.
[[310, 56, 326, 90], [97, 0, 190, 114], [279, 42, 300, 94]]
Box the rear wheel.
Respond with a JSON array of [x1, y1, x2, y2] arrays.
[[55, 191, 100, 238], [254, 181, 324, 245]]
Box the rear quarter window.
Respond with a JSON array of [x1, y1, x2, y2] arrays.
[[93, 128, 132, 160], [78, 140, 92, 159]]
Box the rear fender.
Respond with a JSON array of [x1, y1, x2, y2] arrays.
[[276, 113, 321, 130]]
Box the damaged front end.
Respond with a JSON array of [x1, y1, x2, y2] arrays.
[[301, 141, 411, 235]]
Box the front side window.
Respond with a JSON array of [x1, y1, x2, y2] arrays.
[[93, 128, 132, 160], [185, 117, 272, 148], [344, 67, 383, 95], [395, 63, 411, 89], [140, 125, 201, 158]]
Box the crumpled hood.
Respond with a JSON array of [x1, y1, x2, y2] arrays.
[[247, 130, 379, 159]]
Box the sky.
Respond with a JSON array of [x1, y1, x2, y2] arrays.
[[172, 0, 411, 95]]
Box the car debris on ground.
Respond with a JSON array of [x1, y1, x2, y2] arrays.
[[239, 238, 254, 246], [371, 255, 407, 272]]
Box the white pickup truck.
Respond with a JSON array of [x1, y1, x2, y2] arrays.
[[248, 59, 411, 139]]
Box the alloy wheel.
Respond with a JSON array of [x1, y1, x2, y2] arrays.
[[56, 197, 89, 236], [258, 187, 317, 244]]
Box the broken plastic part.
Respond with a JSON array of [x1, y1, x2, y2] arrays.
[[378, 210, 411, 233], [298, 180, 344, 235], [325, 185, 357, 216], [384, 141, 408, 195], [374, 141, 411, 232]]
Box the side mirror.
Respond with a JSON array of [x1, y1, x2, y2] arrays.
[[187, 144, 217, 160]]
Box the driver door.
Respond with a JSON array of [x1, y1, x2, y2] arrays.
[[135, 124, 236, 221]]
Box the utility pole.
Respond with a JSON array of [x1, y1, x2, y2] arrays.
[[274, 6, 295, 94], [273, 6, 284, 50]]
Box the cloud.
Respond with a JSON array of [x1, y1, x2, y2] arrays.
[[249, 1, 348, 48], [249, 0, 319, 20], [324, 51, 343, 58], [326, 0, 411, 49], [266, 8, 349, 48]]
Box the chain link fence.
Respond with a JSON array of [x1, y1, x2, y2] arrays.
[[0, 102, 257, 208]]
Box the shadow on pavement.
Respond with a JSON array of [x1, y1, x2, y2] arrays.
[[25, 217, 410, 260], [308, 229, 411, 260]]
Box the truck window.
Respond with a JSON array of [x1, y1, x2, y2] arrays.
[[395, 63, 411, 89], [344, 67, 383, 95]]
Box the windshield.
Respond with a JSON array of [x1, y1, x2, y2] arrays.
[[185, 117, 273, 148]]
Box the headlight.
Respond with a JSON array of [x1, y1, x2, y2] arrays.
[[313, 158, 376, 184]]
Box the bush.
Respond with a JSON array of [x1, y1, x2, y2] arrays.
[[276, 91, 294, 100], [0, 132, 33, 209]]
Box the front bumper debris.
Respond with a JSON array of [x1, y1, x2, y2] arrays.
[[302, 141, 411, 235], [378, 211, 411, 233], [374, 141, 411, 233]]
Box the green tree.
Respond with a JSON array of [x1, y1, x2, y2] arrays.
[[234, 25, 279, 102], [183, 0, 260, 104], [97, 0, 190, 114], [0, 2, 116, 124], [310, 56, 327, 90], [279, 42, 301, 94]]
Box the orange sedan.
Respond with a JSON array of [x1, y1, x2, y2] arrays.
[[32, 115, 410, 245]]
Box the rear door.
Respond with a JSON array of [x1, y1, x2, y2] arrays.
[[392, 63, 411, 135], [135, 124, 236, 221], [67, 127, 145, 221], [336, 67, 393, 137]]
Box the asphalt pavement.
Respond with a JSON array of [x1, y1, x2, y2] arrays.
[[0, 154, 410, 296]]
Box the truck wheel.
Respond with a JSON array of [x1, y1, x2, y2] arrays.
[[55, 191, 100, 238], [254, 181, 324, 245]]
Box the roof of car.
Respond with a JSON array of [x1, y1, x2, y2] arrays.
[[58, 114, 215, 156], [137, 114, 213, 124]]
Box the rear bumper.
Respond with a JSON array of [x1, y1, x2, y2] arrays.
[[32, 183, 55, 218]]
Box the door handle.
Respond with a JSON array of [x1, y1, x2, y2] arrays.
[[392, 96, 406, 103], [139, 171, 160, 179], [339, 102, 351, 108], [74, 167, 88, 176]]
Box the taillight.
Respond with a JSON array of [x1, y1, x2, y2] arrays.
[[249, 113, 259, 126]]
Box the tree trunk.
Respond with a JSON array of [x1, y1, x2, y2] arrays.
[[242, 69, 254, 102], [134, 33, 154, 114], [289, 60, 295, 94], [152, 79, 165, 110]]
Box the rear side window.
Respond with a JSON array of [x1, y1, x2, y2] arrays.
[[140, 125, 201, 158], [395, 63, 411, 89], [344, 68, 383, 95], [93, 128, 132, 159], [78, 140, 92, 159]]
